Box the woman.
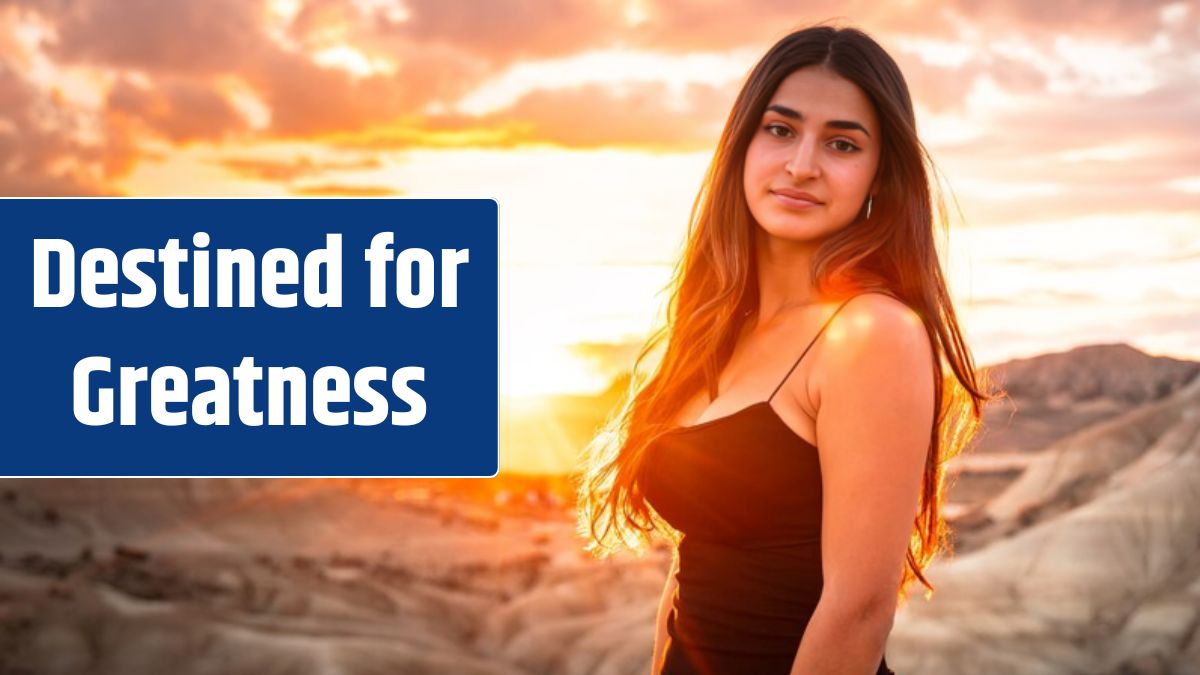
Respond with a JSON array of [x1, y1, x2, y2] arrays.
[[578, 24, 994, 675]]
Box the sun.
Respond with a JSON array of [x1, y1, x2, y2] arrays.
[[500, 341, 607, 398]]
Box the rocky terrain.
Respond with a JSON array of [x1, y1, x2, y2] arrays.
[[890, 346, 1200, 674], [1, 343, 1197, 674]]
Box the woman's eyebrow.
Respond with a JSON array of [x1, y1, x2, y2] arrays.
[[765, 103, 871, 137]]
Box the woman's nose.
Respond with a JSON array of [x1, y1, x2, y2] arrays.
[[784, 137, 820, 179]]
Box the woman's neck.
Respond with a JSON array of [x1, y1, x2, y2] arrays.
[[753, 231, 827, 322]]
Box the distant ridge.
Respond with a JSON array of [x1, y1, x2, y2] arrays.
[[984, 343, 1199, 405]]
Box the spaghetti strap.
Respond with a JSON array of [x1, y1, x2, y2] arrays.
[[766, 292, 890, 403]]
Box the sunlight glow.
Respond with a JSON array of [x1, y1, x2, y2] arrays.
[[623, 0, 651, 26], [323, 120, 530, 148], [501, 343, 606, 397]]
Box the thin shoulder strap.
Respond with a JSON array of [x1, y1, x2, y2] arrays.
[[767, 292, 889, 403]]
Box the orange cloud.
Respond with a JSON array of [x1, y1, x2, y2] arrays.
[[324, 80, 736, 152], [43, 0, 265, 76], [0, 62, 132, 195], [107, 78, 247, 143], [318, 0, 628, 64], [480, 80, 733, 150], [219, 154, 384, 182], [290, 183, 402, 196]]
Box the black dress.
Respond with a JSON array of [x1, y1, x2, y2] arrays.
[[641, 293, 896, 675]]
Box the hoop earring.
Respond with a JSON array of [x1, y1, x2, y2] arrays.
[[865, 195, 873, 220]]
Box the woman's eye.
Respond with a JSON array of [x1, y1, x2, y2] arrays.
[[831, 139, 859, 153], [764, 124, 792, 138]]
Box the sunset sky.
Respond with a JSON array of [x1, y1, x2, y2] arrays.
[[3, 0, 1198, 470]]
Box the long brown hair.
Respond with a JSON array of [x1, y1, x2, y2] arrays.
[[577, 24, 998, 599]]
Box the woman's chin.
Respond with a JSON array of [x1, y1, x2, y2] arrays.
[[756, 218, 843, 242]]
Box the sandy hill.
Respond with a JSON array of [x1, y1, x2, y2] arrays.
[[987, 343, 1198, 406], [946, 344, 1198, 546], [889, 365, 1200, 674]]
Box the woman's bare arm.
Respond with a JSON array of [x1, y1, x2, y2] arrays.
[[651, 547, 680, 674], [789, 295, 935, 674]]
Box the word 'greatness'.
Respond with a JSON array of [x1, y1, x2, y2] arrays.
[[74, 356, 426, 427], [33, 231, 470, 309]]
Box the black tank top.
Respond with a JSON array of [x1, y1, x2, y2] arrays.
[[641, 293, 896, 675]]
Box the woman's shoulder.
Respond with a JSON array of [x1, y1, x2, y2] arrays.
[[807, 291, 932, 399], [835, 291, 922, 332]]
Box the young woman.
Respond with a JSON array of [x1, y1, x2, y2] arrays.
[[578, 25, 995, 675]]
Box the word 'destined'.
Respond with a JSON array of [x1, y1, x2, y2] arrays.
[[34, 233, 344, 308]]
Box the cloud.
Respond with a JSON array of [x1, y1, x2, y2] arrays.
[[926, 64, 1200, 225], [896, 50, 1049, 114], [107, 78, 247, 143], [569, 339, 645, 381], [21, 0, 496, 138], [218, 154, 383, 182], [289, 183, 401, 196], [328, 80, 736, 151], [243, 45, 485, 137], [44, 0, 267, 76], [355, 0, 627, 64], [482, 80, 734, 150], [0, 62, 131, 195], [619, 0, 914, 53], [946, 0, 1182, 40]]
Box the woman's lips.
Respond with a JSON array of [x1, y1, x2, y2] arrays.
[[771, 191, 822, 209]]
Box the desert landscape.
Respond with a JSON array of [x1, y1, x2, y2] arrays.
[[2, 343, 1199, 675]]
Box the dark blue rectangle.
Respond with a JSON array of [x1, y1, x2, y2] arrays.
[[0, 198, 498, 477]]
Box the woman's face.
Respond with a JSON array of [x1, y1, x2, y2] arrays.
[[743, 66, 881, 243]]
